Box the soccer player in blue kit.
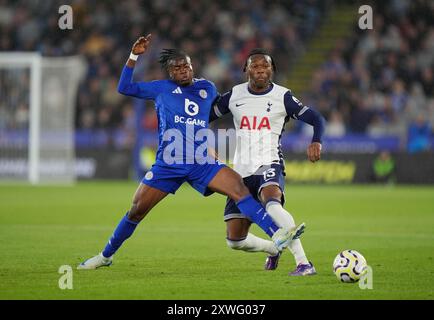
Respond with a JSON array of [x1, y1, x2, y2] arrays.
[[78, 35, 304, 269]]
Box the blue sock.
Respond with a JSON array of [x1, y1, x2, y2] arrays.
[[236, 195, 280, 237], [102, 213, 138, 258]]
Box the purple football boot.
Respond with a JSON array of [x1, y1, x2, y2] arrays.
[[289, 261, 317, 276], [264, 252, 282, 270]]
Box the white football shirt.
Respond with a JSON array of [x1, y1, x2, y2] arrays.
[[213, 82, 310, 177]]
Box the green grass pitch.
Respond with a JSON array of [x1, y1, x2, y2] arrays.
[[0, 182, 433, 300]]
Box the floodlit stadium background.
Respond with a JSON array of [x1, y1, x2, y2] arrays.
[[1, 0, 434, 302], [0, 0, 433, 183]]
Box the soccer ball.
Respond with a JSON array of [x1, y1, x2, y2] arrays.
[[333, 249, 368, 283]]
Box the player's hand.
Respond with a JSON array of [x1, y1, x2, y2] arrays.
[[307, 142, 322, 162], [132, 34, 152, 55]]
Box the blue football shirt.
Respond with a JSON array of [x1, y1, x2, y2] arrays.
[[118, 66, 219, 164]]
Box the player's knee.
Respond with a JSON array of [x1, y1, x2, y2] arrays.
[[260, 188, 282, 205], [128, 204, 147, 222], [226, 238, 247, 250], [264, 201, 295, 229], [231, 181, 250, 201], [127, 210, 141, 222]]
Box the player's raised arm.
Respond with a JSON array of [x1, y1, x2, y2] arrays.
[[126, 34, 152, 68], [118, 34, 152, 97]]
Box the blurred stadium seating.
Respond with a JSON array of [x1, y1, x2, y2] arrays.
[[0, 0, 329, 144], [301, 0, 434, 150], [0, 0, 433, 181]]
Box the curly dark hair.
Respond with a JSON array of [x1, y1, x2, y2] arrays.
[[243, 48, 277, 72], [158, 48, 190, 70]]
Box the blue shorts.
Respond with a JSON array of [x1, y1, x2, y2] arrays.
[[224, 163, 286, 221], [142, 160, 226, 196]]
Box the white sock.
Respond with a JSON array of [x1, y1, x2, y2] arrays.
[[266, 201, 309, 265], [226, 233, 279, 256]]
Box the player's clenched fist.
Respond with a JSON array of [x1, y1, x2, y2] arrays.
[[132, 34, 152, 55], [307, 142, 322, 162]]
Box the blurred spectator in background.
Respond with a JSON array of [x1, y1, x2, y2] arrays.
[[371, 150, 396, 184], [305, 0, 434, 147], [1, 0, 433, 152], [407, 114, 432, 153], [0, 0, 329, 148], [325, 110, 346, 137]]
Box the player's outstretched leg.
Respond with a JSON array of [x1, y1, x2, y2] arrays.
[[78, 184, 168, 270], [77, 252, 113, 270], [263, 222, 306, 271], [208, 167, 297, 251], [288, 261, 317, 276], [225, 218, 280, 257], [266, 200, 315, 275], [258, 185, 315, 274]]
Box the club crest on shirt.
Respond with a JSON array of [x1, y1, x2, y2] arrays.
[[144, 171, 153, 180], [266, 101, 272, 112], [199, 89, 207, 99]]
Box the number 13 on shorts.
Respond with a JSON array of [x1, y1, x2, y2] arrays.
[[263, 168, 276, 181]]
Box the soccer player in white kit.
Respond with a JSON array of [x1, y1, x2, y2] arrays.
[[210, 49, 325, 275]]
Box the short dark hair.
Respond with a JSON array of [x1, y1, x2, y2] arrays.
[[243, 48, 277, 72], [158, 48, 190, 70]]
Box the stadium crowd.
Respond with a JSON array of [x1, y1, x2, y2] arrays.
[[0, 0, 328, 142], [0, 0, 432, 152]]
